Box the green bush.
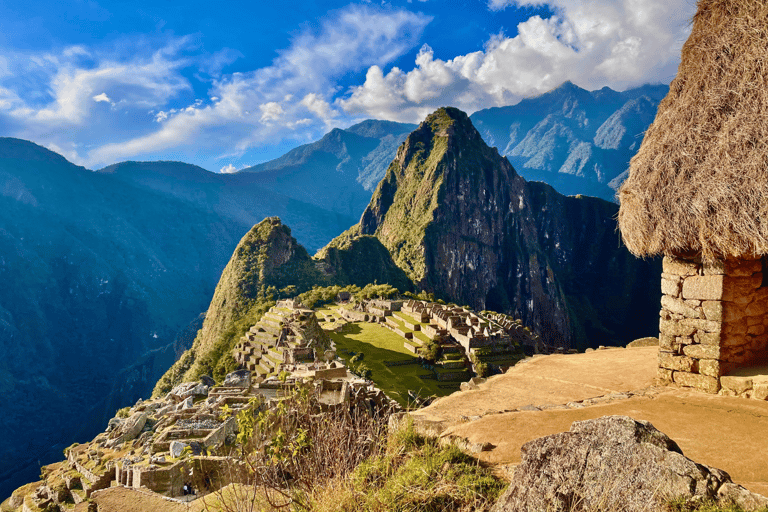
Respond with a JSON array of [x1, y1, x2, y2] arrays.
[[310, 419, 506, 512]]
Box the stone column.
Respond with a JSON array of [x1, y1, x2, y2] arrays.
[[657, 255, 768, 395]]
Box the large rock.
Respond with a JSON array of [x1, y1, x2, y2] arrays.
[[106, 411, 148, 448], [169, 441, 189, 459], [491, 416, 768, 512], [223, 369, 251, 388], [166, 381, 209, 401]]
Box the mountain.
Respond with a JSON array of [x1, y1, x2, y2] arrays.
[[334, 107, 660, 349], [98, 161, 354, 253], [0, 140, 355, 498], [154, 217, 413, 395], [470, 82, 668, 201], [240, 120, 416, 219]]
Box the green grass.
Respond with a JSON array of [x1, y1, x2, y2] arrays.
[[412, 330, 430, 344], [329, 322, 457, 406], [309, 418, 506, 512]]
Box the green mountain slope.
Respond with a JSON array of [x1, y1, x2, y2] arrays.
[[329, 108, 659, 349]]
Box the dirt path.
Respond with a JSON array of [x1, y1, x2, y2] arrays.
[[410, 346, 768, 496]]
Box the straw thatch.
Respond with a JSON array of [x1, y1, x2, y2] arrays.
[[618, 0, 768, 261]]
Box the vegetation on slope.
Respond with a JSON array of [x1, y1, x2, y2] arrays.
[[153, 218, 324, 395]]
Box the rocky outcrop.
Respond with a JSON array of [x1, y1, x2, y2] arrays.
[[336, 107, 659, 349], [491, 415, 768, 512]]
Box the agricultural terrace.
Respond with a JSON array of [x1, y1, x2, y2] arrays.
[[316, 306, 462, 406]]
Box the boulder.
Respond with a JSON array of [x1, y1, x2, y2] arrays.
[[223, 369, 251, 388], [170, 441, 189, 458], [176, 396, 194, 411], [460, 376, 486, 391], [166, 381, 209, 401], [200, 375, 215, 387], [106, 417, 123, 432], [491, 416, 768, 512], [106, 411, 148, 448]]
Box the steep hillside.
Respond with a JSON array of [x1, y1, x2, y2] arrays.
[[470, 82, 667, 200], [154, 217, 325, 392], [0, 138, 249, 498], [314, 234, 412, 291], [241, 120, 415, 219], [335, 108, 659, 349]]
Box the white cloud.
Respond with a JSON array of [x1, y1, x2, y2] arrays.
[[0, 0, 693, 170], [340, 0, 694, 122], [92, 92, 112, 103], [219, 163, 238, 173], [83, 5, 431, 167], [300, 93, 335, 124], [259, 101, 284, 123]]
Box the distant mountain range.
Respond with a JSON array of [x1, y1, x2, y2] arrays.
[[470, 81, 668, 201], [240, 119, 416, 219]]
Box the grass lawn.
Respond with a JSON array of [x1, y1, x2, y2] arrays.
[[328, 322, 457, 407]]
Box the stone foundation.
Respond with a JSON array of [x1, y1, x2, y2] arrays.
[[657, 255, 768, 396]]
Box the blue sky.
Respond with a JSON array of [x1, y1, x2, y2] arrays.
[[0, 0, 695, 172]]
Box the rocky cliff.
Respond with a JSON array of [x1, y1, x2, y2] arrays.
[[338, 107, 659, 349]]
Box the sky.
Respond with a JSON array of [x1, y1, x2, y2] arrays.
[[0, 0, 696, 172]]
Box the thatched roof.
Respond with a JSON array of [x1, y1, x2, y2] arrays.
[[618, 0, 768, 261]]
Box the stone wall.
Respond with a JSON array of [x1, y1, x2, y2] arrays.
[[657, 255, 768, 395]]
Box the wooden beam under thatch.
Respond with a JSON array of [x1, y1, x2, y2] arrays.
[[618, 0, 768, 261]]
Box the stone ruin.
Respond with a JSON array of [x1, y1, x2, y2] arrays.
[[13, 301, 397, 510], [233, 300, 331, 380], [657, 255, 768, 399]]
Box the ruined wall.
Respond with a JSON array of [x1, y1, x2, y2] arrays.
[[657, 255, 768, 394]]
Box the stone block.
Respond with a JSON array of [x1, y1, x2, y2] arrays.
[[720, 376, 753, 396], [659, 334, 679, 352], [682, 275, 723, 301], [745, 299, 768, 317], [685, 299, 701, 307], [660, 309, 672, 320], [673, 372, 720, 393], [698, 359, 721, 378], [752, 382, 768, 401], [722, 305, 747, 323], [659, 319, 696, 337], [681, 318, 720, 333], [701, 301, 723, 322], [661, 295, 702, 319], [747, 316, 763, 326], [663, 256, 700, 276], [682, 344, 722, 360], [170, 440, 189, 458], [724, 321, 749, 336], [656, 368, 674, 386], [695, 332, 721, 346], [661, 277, 682, 297], [659, 352, 695, 372], [748, 324, 766, 336], [722, 275, 763, 302], [703, 259, 725, 275]]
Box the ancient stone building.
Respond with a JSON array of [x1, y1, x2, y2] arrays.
[[618, 0, 768, 397]]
